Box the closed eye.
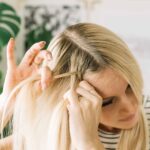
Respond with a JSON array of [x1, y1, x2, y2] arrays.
[[102, 84, 131, 107], [102, 97, 114, 107]]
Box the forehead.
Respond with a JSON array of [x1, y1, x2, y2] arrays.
[[83, 68, 128, 98]]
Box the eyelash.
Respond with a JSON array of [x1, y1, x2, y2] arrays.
[[102, 98, 114, 107], [102, 84, 132, 107]]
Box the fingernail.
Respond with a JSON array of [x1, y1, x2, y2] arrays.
[[39, 41, 46, 46], [9, 37, 14, 41]]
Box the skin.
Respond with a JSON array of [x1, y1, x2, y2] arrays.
[[65, 68, 139, 149], [83, 68, 139, 132], [64, 83, 104, 149]]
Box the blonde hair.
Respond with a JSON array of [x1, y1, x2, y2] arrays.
[[1, 23, 149, 150]]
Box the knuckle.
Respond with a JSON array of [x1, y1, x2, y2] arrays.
[[85, 102, 91, 109], [82, 100, 91, 109], [26, 49, 34, 56], [79, 81, 84, 85], [92, 99, 100, 107], [42, 51, 51, 60], [34, 57, 41, 63], [34, 56, 42, 63], [27, 53, 34, 60], [79, 80, 87, 86], [72, 105, 81, 113]]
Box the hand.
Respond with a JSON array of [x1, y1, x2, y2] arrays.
[[2, 38, 52, 96], [64, 81, 104, 150], [0, 38, 54, 129]]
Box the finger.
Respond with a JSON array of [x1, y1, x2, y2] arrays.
[[19, 41, 46, 67], [79, 80, 95, 91], [41, 60, 53, 91], [6, 38, 16, 69], [64, 90, 81, 116], [79, 97, 91, 109], [79, 80, 102, 99], [64, 89, 79, 107], [76, 86, 102, 106], [34, 50, 52, 65]]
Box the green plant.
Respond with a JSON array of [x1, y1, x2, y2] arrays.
[[0, 2, 21, 92], [0, 2, 21, 49], [0, 2, 21, 138]]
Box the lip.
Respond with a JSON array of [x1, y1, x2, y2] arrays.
[[119, 114, 136, 122]]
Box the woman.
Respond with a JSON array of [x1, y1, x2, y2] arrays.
[[0, 23, 149, 150]]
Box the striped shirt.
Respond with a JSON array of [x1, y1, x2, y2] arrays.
[[98, 95, 150, 150]]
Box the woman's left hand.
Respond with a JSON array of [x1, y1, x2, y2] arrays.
[[64, 80, 104, 150]]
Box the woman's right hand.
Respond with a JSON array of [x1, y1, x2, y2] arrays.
[[2, 38, 53, 96]]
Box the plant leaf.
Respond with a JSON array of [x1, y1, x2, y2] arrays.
[[0, 2, 21, 48], [0, 2, 16, 12], [0, 19, 20, 35], [0, 27, 11, 49], [0, 14, 21, 23]]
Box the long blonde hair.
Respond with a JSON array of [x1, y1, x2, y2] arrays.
[[1, 23, 149, 150]]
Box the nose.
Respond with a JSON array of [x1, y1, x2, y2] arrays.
[[118, 94, 136, 115]]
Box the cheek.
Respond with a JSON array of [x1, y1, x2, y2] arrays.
[[100, 107, 118, 125]]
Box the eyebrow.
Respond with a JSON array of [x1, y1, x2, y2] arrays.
[[102, 84, 129, 100]]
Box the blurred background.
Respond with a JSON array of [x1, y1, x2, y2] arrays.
[[0, 0, 150, 95]]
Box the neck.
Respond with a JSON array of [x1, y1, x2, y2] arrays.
[[98, 124, 121, 134]]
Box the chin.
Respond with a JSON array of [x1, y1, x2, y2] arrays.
[[119, 114, 139, 130], [121, 122, 138, 130]]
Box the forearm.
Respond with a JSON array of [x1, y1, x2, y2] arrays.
[[0, 135, 13, 150]]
